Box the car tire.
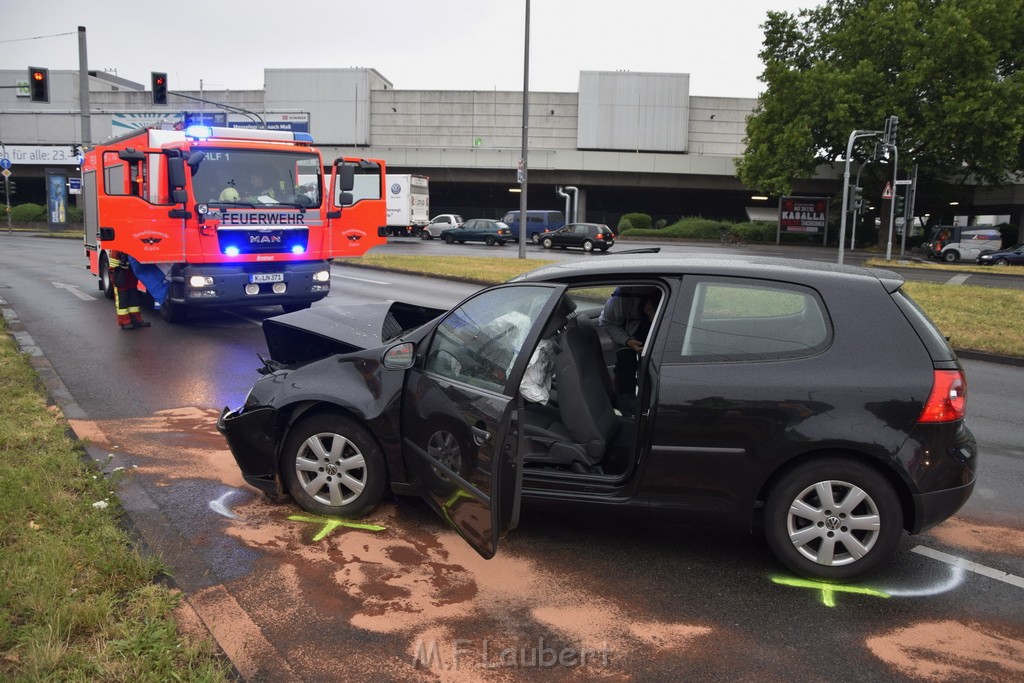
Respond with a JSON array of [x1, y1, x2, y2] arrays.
[[764, 457, 902, 582], [485, 235, 496, 246], [542, 237, 554, 249], [599, 246, 610, 252], [420, 231, 432, 240], [582, 240, 595, 252], [281, 412, 386, 518], [497, 240, 506, 246], [531, 233, 542, 245], [444, 234, 455, 245], [943, 251, 959, 263], [995, 257, 1010, 266]]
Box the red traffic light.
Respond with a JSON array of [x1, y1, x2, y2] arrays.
[[27, 66, 49, 103], [151, 71, 168, 105]]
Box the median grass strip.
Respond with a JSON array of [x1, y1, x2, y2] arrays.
[[865, 257, 1024, 277], [0, 321, 229, 680], [337, 254, 555, 284], [342, 255, 1024, 358]]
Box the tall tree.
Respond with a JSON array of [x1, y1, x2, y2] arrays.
[[737, 0, 1024, 242]]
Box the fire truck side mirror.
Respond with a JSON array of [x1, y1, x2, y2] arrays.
[[336, 163, 355, 192], [171, 189, 188, 204], [118, 149, 145, 162], [186, 151, 206, 169], [338, 192, 353, 206], [167, 157, 187, 193]]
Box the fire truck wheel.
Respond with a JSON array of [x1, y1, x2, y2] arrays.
[[160, 298, 189, 324], [100, 257, 114, 300]]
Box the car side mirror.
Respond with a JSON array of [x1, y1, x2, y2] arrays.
[[383, 342, 415, 370]]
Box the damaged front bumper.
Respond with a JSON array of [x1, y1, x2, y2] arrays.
[[217, 405, 284, 497]]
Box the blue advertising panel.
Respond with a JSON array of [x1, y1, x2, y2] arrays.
[[46, 171, 68, 226]]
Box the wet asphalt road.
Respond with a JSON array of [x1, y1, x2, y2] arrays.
[[2, 233, 1023, 681]]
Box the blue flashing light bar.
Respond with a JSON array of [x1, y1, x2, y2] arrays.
[[293, 132, 314, 143], [224, 246, 240, 257], [185, 125, 214, 139], [291, 245, 306, 254]]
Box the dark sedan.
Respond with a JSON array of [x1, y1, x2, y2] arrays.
[[540, 222, 615, 252], [440, 219, 512, 246], [219, 255, 976, 581], [978, 243, 1024, 266]]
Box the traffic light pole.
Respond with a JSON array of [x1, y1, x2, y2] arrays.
[[850, 160, 871, 251], [885, 144, 899, 261], [837, 129, 881, 265], [78, 27, 91, 146]]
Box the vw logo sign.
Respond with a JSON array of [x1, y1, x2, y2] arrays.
[[390, 183, 402, 195]]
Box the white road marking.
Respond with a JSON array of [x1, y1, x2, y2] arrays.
[[331, 272, 391, 285], [945, 273, 971, 285], [911, 545, 1024, 589], [52, 281, 96, 301], [209, 490, 241, 520], [882, 564, 966, 597]]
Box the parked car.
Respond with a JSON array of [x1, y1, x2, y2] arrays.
[[421, 214, 464, 240], [924, 225, 1002, 262], [440, 219, 512, 246], [977, 243, 1024, 266], [541, 223, 616, 252], [502, 210, 566, 244], [219, 255, 976, 582]]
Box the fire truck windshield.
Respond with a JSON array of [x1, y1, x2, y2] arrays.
[[191, 149, 322, 208]]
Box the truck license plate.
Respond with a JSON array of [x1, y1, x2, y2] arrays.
[[250, 273, 284, 283]]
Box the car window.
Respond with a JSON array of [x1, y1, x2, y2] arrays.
[[669, 278, 830, 361], [424, 287, 554, 394]]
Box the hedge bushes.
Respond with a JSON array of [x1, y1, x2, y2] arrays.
[[7, 203, 83, 224], [618, 212, 652, 231], [621, 216, 775, 242]]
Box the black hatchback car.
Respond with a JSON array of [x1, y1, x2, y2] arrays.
[[541, 222, 616, 252], [219, 255, 976, 581]]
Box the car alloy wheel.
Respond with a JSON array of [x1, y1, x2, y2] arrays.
[[583, 240, 594, 252], [943, 251, 959, 263], [531, 233, 542, 244], [765, 457, 902, 581], [485, 235, 496, 246], [995, 257, 1009, 266], [542, 237, 554, 249], [281, 413, 386, 517], [426, 429, 463, 483]]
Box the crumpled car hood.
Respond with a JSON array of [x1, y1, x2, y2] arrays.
[[262, 301, 445, 366]]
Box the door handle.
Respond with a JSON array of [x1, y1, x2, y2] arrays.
[[471, 424, 491, 445]]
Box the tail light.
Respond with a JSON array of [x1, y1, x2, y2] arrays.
[[918, 370, 967, 423], [596, 233, 605, 240]]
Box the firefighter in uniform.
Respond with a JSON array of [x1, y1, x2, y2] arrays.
[[109, 250, 151, 330]]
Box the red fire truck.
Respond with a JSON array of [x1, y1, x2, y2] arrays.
[[82, 125, 386, 322]]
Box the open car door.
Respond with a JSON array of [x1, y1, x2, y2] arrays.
[[401, 283, 568, 558]]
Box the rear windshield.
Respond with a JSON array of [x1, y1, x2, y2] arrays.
[[892, 289, 957, 362]]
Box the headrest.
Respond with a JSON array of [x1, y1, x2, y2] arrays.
[[541, 295, 577, 337]]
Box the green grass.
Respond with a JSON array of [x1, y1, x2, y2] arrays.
[[343, 255, 1024, 358], [0, 321, 230, 681], [866, 257, 1024, 276], [338, 253, 555, 284]]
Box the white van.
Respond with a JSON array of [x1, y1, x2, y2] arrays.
[[926, 226, 1003, 263]]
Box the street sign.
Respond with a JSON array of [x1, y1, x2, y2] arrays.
[[69, 178, 82, 195], [895, 179, 913, 186], [1, 169, 11, 179], [882, 182, 893, 199], [0, 158, 11, 170]]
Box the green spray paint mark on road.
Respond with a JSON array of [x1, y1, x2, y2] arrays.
[[772, 576, 891, 607], [288, 514, 387, 542]]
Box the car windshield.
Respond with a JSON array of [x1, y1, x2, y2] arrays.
[[190, 149, 322, 207]]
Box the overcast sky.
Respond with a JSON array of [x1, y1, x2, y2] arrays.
[[2, 0, 814, 98]]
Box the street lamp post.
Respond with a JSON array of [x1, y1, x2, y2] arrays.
[[517, 0, 531, 259]]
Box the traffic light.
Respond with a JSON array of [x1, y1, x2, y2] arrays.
[[884, 115, 899, 146], [28, 67, 49, 103], [850, 185, 863, 212], [895, 194, 906, 216], [151, 72, 168, 105]]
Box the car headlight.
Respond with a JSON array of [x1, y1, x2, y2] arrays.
[[189, 275, 215, 288], [313, 269, 331, 282]]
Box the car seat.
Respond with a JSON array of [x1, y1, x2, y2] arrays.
[[524, 306, 621, 468]]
